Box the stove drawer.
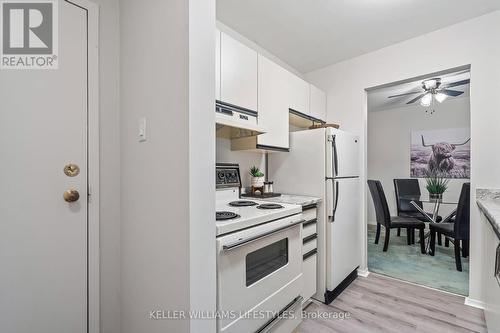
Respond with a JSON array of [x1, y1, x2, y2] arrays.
[[302, 235, 317, 255], [302, 250, 317, 303], [220, 276, 303, 333], [301, 207, 317, 223], [302, 220, 317, 239]]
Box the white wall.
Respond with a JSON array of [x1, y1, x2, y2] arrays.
[[216, 138, 266, 188], [189, 0, 217, 332], [367, 97, 470, 224], [120, 1, 215, 333], [306, 11, 500, 304]]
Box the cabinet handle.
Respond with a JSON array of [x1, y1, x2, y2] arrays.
[[495, 243, 500, 286], [222, 219, 305, 251], [257, 296, 303, 333]]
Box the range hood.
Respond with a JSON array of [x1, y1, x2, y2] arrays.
[[215, 101, 265, 139]]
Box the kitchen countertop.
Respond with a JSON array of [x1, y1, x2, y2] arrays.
[[476, 188, 500, 240], [256, 194, 322, 207]]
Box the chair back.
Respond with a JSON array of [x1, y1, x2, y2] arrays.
[[394, 179, 423, 214], [368, 180, 391, 227], [454, 183, 470, 240]]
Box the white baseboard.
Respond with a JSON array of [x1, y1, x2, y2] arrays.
[[357, 268, 370, 277], [464, 297, 485, 309]]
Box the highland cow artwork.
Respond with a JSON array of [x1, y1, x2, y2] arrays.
[[410, 128, 470, 179]]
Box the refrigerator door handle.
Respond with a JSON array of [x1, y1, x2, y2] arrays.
[[332, 181, 339, 222], [327, 178, 339, 223], [332, 135, 338, 177]]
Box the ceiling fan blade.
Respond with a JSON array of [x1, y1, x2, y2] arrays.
[[406, 93, 426, 104], [441, 79, 470, 88], [388, 91, 422, 98], [440, 89, 464, 97]]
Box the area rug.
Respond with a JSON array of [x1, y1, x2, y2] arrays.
[[367, 224, 469, 295]]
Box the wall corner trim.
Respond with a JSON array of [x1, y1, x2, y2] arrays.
[[464, 297, 485, 309], [357, 268, 370, 278]]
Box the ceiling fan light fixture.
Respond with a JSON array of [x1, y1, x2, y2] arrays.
[[420, 93, 432, 107], [422, 78, 441, 90], [435, 92, 448, 103]]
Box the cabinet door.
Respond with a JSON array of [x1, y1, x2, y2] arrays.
[[215, 30, 221, 101], [484, 227, 500, 332], [257, 55, 289, 149], [310, 84, 327, 122], [286, 72, 310, 115], [220, 32, 258, 111]]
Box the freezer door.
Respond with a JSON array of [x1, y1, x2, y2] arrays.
[[326, 177, 361, 291], [326, 128, 359, 178]]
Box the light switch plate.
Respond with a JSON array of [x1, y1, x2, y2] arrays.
[[139, 117, 147, 142]]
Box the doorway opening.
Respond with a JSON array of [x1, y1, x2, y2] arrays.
[[365, 67, 471, 295]]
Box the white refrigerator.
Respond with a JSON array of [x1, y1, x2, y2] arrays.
[[268, 127, 361, 303]]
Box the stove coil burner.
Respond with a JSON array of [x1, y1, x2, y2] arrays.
[[229, 200, 258, 207], [216, 211, 240, 221], [256, 203, 284, 210]]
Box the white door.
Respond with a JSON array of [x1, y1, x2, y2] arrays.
[[257, 54, 289, 149], [0, 2, 88, 333], [220, 32, 258, 111], [286, 70, 309, 115], [326, 128, 360, 178], [215, 29, 221, 101], [326, 177, 361, 291]]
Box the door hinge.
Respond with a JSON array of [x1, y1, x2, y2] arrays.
[[327, 135, 334, 142]]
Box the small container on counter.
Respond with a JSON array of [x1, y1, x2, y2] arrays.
[[268, 181, 274, 194]]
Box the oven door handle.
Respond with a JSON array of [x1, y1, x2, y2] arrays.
[[258, 296, 303, 333], [222, 219, 305, 251]]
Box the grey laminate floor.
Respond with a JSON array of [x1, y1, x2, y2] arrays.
[[297, 273, 486, 333]]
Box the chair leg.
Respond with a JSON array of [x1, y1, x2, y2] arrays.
[[462, 239, 469, 258], [397, 228, 401, 236], [407, 228, 412, 245], [429, 229, 436, 256], [412, 229, 416, 244], [419, 228, 425, 254], [375, 223, 381, 244], [445, 237, 450, 248], [437, 232, 442, 246], [383, 228, 390, 252], [454, 240, 462, 271]]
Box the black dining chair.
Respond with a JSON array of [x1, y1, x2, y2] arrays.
[[368, 180, 426, 253], [429, 183, 470, 271], [394, 179, 443, 244]]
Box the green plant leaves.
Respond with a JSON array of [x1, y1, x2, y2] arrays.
[[249, 166, 264, 177]]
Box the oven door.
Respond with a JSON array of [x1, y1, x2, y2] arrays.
[[217, 214, 304, 333]]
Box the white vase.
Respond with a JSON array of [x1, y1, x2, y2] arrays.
[[251, 176, 265, 188]]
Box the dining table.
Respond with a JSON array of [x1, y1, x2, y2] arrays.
[[399, 194, 458, 252]]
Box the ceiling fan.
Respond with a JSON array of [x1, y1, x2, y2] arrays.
[[388, 77, 470, 107]]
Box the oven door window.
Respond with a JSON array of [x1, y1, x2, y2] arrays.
[[246, 238, 288, 287]]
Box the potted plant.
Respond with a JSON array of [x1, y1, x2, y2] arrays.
[[249, 166, 265, 188], [425, 171, 450, 200]]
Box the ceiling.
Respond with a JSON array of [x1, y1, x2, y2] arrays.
[[367, 70, 470, 112], [216, 0, 500, 73]]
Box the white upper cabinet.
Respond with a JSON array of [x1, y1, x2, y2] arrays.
[[286, 72, 310, 115], [220, 32, 258, 111], [309, 84, 327, 122], [257, 55, 289, 149], [215, 30, 221, 101]]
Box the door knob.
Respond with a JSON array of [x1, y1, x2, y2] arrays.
[[64, 163, 80, 177], [63, 189, 80, 202]]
